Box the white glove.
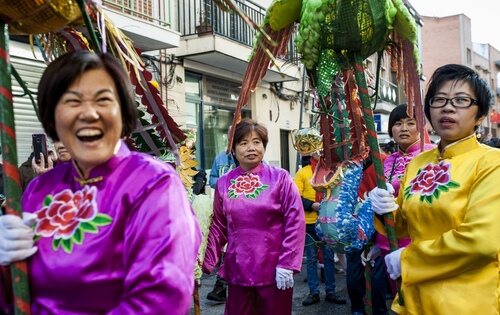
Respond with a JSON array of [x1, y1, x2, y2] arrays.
[[275, 267, 294, 290], [0, 213, 38, 266], [384, 247, 404, 280], [361, 245, 381, 267], [368, 183, 398, 215]]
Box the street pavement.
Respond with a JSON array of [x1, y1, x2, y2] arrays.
[[190, 262, 353, 315]]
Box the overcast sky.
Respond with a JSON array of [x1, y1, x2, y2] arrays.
[[409, 0, 500, 50]]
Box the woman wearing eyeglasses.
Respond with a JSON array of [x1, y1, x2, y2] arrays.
[[357, 104, 435, 314], [369, 64, 500, 314]]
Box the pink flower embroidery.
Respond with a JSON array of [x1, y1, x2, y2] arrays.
[[228, 173, 269, 199], [393, 156, 412, 179], [404, 161, 459, 203], [34, 186, 112, 253]]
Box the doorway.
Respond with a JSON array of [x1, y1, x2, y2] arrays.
[[280, 129, 290, 172]]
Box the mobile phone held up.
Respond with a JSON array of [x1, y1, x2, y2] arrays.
[[32, 133, 48, 167]]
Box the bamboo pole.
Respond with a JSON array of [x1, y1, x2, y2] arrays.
[[0, 23, 31, 315], [76, 0, 101, 52], [353, 54, 403, 307], [193, 280, 201, 315], [353, 57, 398, 247]]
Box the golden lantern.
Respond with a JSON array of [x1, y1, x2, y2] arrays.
[[291, 128, 323, 156], [0, 0, 82, 34]]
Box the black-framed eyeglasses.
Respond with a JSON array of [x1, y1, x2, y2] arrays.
[[429, 96, 478, 108]]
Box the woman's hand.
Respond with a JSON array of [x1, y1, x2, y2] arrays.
[[311, 202, 320, 212], [0, 213, 38, 265], [385, 247, 405, 280], [275, 267, 294, 290], [361, 244, 381, 267], [368, 183, 398, 214], [32, 151, 56, 175]]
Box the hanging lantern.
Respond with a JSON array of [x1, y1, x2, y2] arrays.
[[0, 0, 82, 34]]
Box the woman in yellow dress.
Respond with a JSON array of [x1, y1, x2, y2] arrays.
[[370, 64, 500, 314]]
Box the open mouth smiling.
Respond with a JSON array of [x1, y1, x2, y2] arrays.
[[76, 129, 104, 142]]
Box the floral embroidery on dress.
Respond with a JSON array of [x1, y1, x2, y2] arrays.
[[34, 185, 112, 254], [385, 155, 412, 183], [228, 173, 269, 199], [404, 161, 459, 204], [392, 156, 413, 180]]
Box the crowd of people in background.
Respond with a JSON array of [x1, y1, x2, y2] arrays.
[[0, 49, 498, 315]]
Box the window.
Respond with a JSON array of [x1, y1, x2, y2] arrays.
[[185, 72, 251, 170]]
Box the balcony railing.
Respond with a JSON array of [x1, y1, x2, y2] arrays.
[[103, 0, 171, 27], [177, 0, 300, 64], [379, 77, 399, 105]]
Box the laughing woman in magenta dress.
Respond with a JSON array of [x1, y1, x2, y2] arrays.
[[203, 118, 305, 315], [0, 51, 201, 314]]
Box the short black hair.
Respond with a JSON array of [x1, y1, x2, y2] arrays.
[[231, 118, 269, 151], [424, 64, 493, 124], [37, 51, 138, 141], [388, 104, 413, 137]]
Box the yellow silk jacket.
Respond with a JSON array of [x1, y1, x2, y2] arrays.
[[392, 135, 500, 314], [294, 164, 319, 225]]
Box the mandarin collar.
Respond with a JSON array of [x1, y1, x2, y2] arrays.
[[72, 140, 130, 186], [398, 140, 421, 155], [438, 134, 479, 160], [236, 162, 263, 175]]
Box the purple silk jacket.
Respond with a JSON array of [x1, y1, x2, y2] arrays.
[[203, 162, 305, 286], [384, 141, 435, 195], [377, 141, 435, 250], [15, 142, 201, 314]]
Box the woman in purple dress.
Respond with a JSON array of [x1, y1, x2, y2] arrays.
[[202, 118, 305, 314], [0, 51, 200, 314]]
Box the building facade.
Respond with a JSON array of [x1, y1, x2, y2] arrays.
[[167, 0, 307, 173], [9, 0, 429, 177], [9, 0, 182, 162], [10, 0, 310, 175], [421, 14, 500, 139]]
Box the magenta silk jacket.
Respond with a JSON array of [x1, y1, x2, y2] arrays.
[[203, 162, 305, 286], [384, 142, 435, 195], [377, 141, 435, 250], [9, 142, 201, 314]]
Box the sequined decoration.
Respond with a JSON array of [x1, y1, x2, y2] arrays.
[[316, 49, 340, 99], [330, 74, 351, 161], [316, 163, 374, 253]]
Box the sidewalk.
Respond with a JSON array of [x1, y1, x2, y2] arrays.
[[190, 262, 352, 315]]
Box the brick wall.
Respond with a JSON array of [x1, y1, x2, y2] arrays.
[[421, 14, 473, 82]]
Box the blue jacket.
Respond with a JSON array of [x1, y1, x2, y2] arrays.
[[209, 152, 236, 188]]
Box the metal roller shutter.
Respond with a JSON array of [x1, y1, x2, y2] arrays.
[[10, 47, 46, 164]]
